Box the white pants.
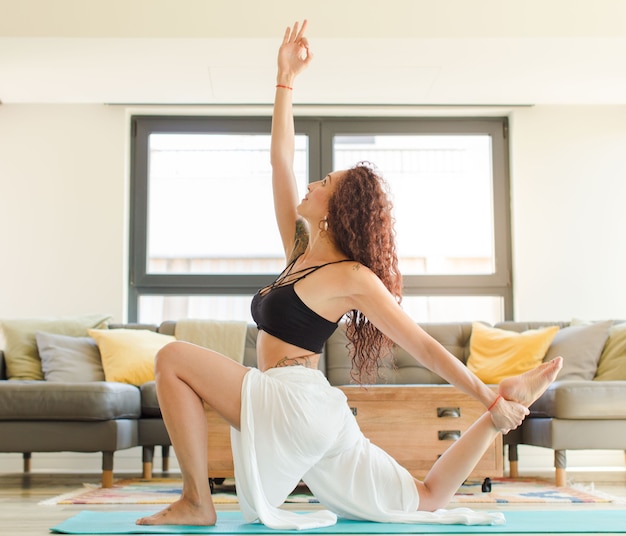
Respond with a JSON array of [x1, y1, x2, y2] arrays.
[[230, 366, 504, 529]]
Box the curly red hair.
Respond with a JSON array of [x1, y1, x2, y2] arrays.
[[327, 162, 402, 383]]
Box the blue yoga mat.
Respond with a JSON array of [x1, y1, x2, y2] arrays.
[[50, 509, 626, 534]]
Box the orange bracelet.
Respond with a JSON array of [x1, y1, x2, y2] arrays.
[[276, 84, 293, 90], [488, 394, 502, 411]]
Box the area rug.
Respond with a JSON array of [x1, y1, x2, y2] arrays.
[[42, 477, 615, 506], [450, 477, 615, 504], [50, 509, 626, 534], [42, 479, 318, 506]]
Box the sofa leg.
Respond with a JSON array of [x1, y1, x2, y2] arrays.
[[554, 449, 567, 487], [555, 468, 567, 487], [162, 445, 170, 473], [507, 444, 519, 478], [102, 451, 114, 488], [142, 462, 153, 479], [142, 446, 154, 479], [23, 452, 32, 473]]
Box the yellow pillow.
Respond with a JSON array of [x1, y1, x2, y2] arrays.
[[89, 329, 175, 386], [594, 323, 626, 381], [467, 322, 559, 384]]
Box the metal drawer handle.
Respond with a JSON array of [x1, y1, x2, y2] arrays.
[[350, 407, 358, 416], [438, 430, 461, 441], [437, 407, 461, 418]]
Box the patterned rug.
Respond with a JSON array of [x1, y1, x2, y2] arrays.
[[450, 477, 615, 503], [42, 477, 616, 506]]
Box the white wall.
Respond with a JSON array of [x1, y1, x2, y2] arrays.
[[509, 105, 626, 321], [0, 104, 128, 321]]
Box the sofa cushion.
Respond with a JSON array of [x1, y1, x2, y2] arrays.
[[0, 381, 140, 421], [325, 322, 472, 386], [384, 323, 474, 384], [89, 329, 175, 386], [594, 322, 626, 381], [0, 314, 111, 380], [542, 320, 612, 381], [174, 319, 247, 363], [467, 322, 559, 384], [159, 321, 261, 369], [325, 326, 391, 385], [419, 323, 474, 363], [35, 332, 105, 382], [531, 380, 626, 419], [140, 381, 161, 417], [325, 327, 357, 385]]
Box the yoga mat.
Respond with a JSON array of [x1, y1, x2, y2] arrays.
[[51, 509, 626, 534]]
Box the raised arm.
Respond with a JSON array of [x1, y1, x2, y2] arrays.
[[271, 20, 313, 260]]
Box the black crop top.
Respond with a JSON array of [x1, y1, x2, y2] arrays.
[[250, 258, 353, 353]]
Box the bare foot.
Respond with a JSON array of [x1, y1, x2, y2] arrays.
[[136, 497, 216, 526], [498, 357, 563, 407]]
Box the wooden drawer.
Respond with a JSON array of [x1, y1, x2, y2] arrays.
[[339, 385, 503, 479], [205, 404, 234, 478], [205, 385, 503, 480]]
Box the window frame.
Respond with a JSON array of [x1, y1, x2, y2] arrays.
[[129, 115, 512, 322], [322, 118, 512, 307]]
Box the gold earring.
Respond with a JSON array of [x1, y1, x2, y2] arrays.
[[319, 217, 329, 232]]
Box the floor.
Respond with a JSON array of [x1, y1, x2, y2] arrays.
[[2, 469, 625, 536]]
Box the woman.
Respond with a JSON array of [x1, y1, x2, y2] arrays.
[[137, 21, 562, 529]]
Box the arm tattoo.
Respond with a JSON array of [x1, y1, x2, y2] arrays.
[[287, 218, 310, 264]]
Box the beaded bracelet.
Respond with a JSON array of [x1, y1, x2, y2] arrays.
[[276, 84, 293, 90]]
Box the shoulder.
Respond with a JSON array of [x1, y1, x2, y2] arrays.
[[336, 261, 388, 295], [332, 261, 401, 322]]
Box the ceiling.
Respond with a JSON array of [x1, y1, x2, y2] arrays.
[[2, 0, 626, 106]]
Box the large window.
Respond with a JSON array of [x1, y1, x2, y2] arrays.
[[130, 116, 511, 324]]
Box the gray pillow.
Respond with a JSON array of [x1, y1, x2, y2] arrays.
[[544, 320, 612, 381], [35, 332, 105, 382]]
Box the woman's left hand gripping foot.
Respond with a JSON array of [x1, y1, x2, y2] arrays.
[[488, 396, 529, 434]]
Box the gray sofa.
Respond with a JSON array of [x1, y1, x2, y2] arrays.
[[0, 323, 162, 487], [494, 321, 626, 485], [1, 319, 625, 487]]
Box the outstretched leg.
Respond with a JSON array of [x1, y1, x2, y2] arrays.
[[136, 342, 248, 526], [415, 357, 563, 511]]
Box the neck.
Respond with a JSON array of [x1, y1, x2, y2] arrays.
[[300, 234, 344, 264]]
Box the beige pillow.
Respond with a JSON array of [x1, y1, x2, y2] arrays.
[[543, 320, 612, 381], [89, 328, 175, 386], [594, 323, 626, 381], [1, 314, 111, 380], [467, 322, 559, 384]]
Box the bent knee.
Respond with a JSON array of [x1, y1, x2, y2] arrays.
[[154, 340, 189, 372]]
